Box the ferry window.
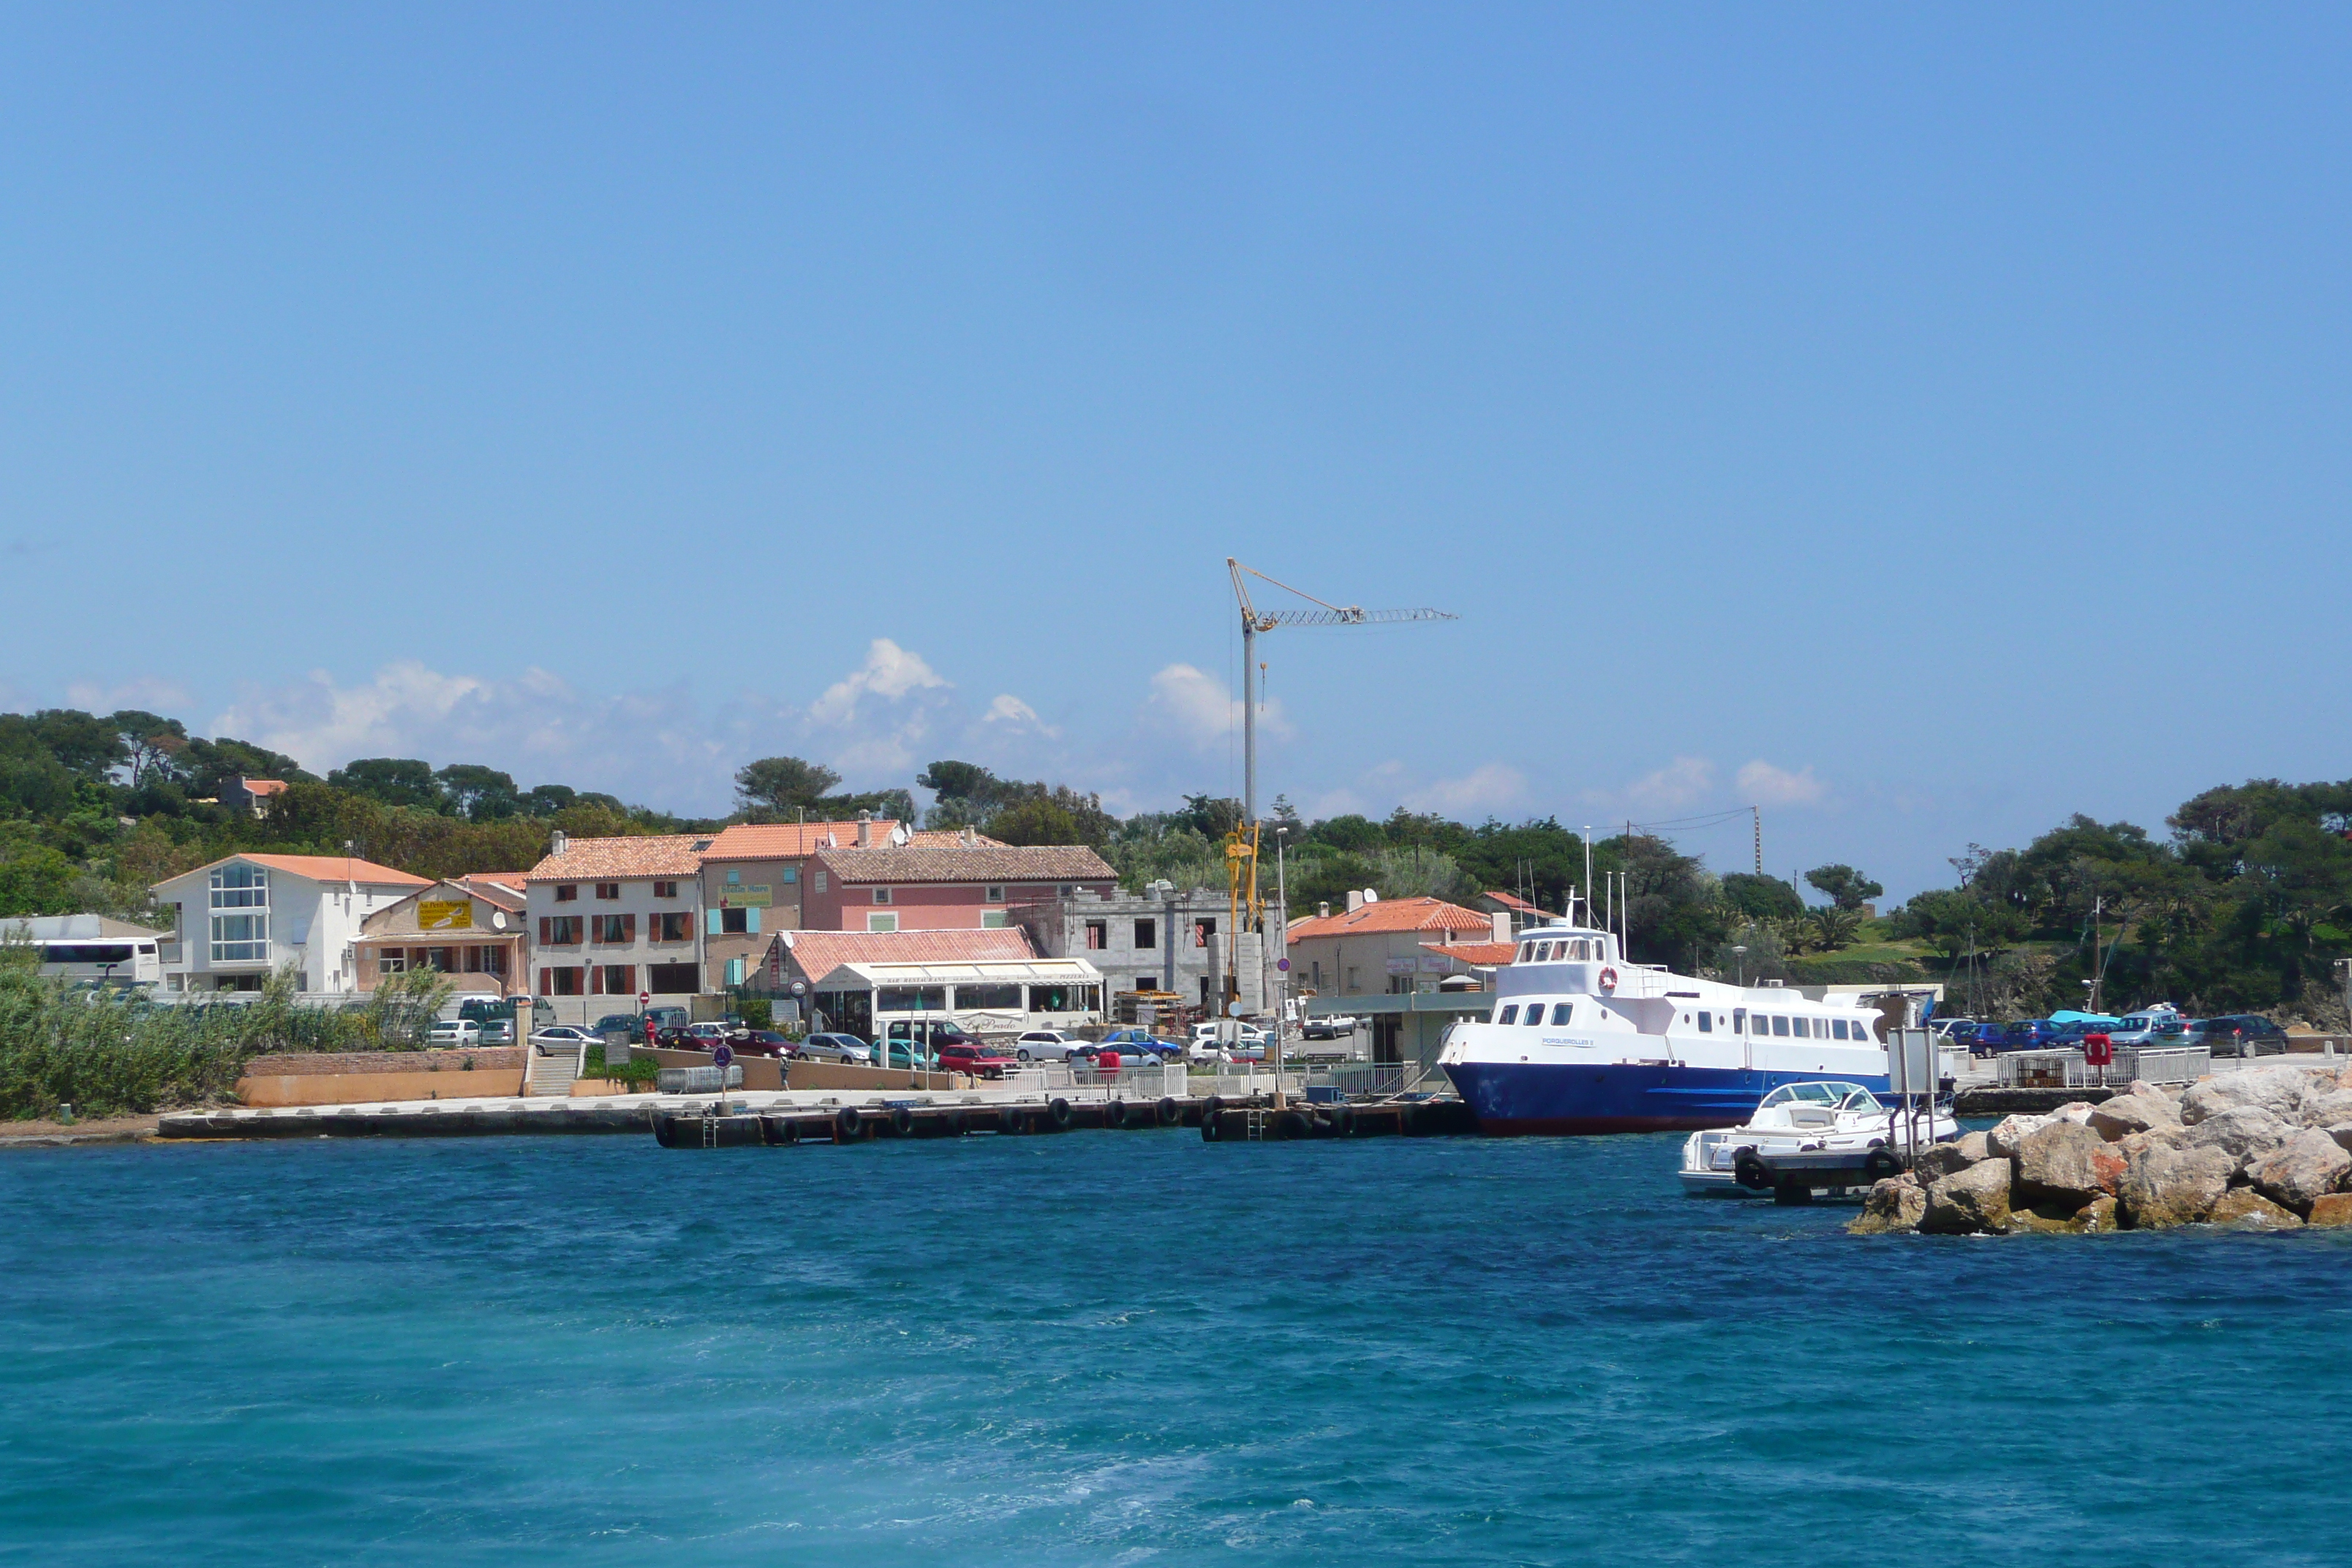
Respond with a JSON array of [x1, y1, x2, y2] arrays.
[[1498, 1005, 1518, 1025], [1523, 1006, 1545, 1027], [1551, 1003, 1573, 1025], [1750, 1014, 1767, 1034], [1814, 1019, 1828, 1039], [1697, 1012, 1712, 1033], [1772, 1016, 1790, 1037], [1832, 1019, 1849, 1040]]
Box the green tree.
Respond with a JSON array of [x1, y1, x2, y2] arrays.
[[328, 757, 442, 810], [0, 834, 78, 916], [1719, 872, 1803, 920], [435, 764, 520, 821], [106, 711, 188, 788], [734, 756, 842, 817], [24, 709, 127, 782], [1803, 863, 1883, 913]]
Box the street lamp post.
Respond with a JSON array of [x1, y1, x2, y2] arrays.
[[1274, 829, 1289, 1110], [1733, 944, 1748, 989]]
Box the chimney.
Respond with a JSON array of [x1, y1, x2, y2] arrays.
[[960, 824, 977, 849], [1318, 900, 1330, 919], [549, 830, 569, 857], [1362, 889, 1379, 905], [856, 811, 872, 848], [1346, 890, 1365, 914], [1492, 911, 1512, 943]]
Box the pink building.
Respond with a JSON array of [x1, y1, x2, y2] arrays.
[[802, 845, 1118, 932]]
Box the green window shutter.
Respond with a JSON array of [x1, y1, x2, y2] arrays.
[[705, 908, 722, 936], [745, 905, 761, 934]]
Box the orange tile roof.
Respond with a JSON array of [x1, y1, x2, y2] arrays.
[[1284, 896, 1495, 943], [812, 844, 1117, 885], [242, 779, 288, 797], [702, 821, 1007, 859], [772, 927, 1039, 980], [524, 834, 707, 881], [188, 852, 432, 888], [453, 874, 529, 911], [1482, 889, 1543, 914], [1421, 939, 1519, 967]]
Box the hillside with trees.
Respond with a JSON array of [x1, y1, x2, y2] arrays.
[[3, 707, 2344, 1026]]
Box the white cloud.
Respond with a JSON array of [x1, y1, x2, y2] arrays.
[[65, 676, 196, 715], [979, 693, 1060, 738], [1406, 763, 1527, 816], [1142, 663, 1292, 753], [808, 639, 949, 726], [1736, 759, 1828, 807], [1617, 755, 1717, 813]]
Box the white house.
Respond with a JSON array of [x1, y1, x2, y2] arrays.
[[522, 831, 709, 1025], [151, 853, 431, 995]]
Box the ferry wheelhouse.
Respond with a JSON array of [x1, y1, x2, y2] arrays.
[[1436, 921, 1890, 1135]]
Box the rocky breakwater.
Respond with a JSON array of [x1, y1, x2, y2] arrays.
[[1851, 1065, 2352, 1235]]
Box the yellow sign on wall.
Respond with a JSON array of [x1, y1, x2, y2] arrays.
[[719, 886, 773, 908], [418, 900, 473, 930]]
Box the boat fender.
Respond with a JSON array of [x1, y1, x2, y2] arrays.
[[1202, 1095, 1226, 1120], [1598, 965, 1619, 993], [1276, 1109, 1312, 1140], [889, 1105, 916, 1137], [1107, 1099, 1128, 1129], [834, 1106, 862, 1139], [1861, 1147, 1902, 1183], [1156, 1096, 1180, 1126], [766, 1115, 797, 1146], [1328, 1104, 1356, 1137], [941, 1109, 968, 1137], [1733, 1147, 1773, 1191], [1047, 1097, 1073, 1130], [999, 1107, 1025, 1135], [1201, 1112, 1224, 1142]]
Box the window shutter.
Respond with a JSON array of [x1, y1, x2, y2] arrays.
[[623, 914, 637, 943], [539, 916, 551, 944], [706, 908, 722, 936], [745, 906, 760, 934], [537, 968, 550, 995]]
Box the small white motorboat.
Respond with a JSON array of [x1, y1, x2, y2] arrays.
[[1677, 1080, 1958, 1196]]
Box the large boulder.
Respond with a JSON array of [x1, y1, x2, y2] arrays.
[[2014, 1119, 2110, 1208], [1956, 1130, 1991, 1164], [1913, 1142, 1979, 1184], [1848, 1175, 1926, 1235], [2247, 1128, 2352, 1215], [2076, 1194, 2119, 1232], [2182, 1105, 2296, 1171], [2208, 1189, 2304, 1230], [1922, 1159, 2013, 1235], [2182, 1067, 2307, 1125], [1986, 1114, 2053, 1160], [2089, 1090, 2182, 1141], [2326, 1123, 2352, 1156], [2305, 1192, 2352, 1229], [2119, 1126, 2190, 1158], [2299, 1088, 2352, 1129], [2119, 1145, 2234, 1229]]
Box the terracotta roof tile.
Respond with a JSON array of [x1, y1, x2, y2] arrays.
[[524, 834, 707, 882], [772, 927, 1039, 978], [1482, 889, 1543, 914], [811, 844, 1117, 885], [184, 852, 432, 889], [1420, 939, 1519, 967], [1284, 896, 1494, 943], [702, 821, 1006, 859]]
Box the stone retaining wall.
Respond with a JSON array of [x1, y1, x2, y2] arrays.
[[244, 1048, 527, 1076]]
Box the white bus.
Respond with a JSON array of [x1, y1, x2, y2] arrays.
[[6, 916, 165, 987]]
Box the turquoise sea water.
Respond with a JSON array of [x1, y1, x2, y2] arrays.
[[3, 1129, 2348, 1566]]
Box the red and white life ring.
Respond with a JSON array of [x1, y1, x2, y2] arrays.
[[1597, 965, 1619, 993]]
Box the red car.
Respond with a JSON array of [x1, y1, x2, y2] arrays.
[[935, 1039, 1019, 1079]]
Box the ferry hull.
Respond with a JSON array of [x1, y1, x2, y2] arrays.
[[1444, 1060, 1893, 1136]]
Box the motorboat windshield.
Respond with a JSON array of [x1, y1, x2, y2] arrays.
[[1757, 1081, 1867, 1110]]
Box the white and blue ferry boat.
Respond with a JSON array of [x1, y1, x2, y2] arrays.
[[1436, 921, 1891, 1135]]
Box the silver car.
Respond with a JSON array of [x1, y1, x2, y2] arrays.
[[1011, 1029, 1082, 1062], [794, 1032, 872, 1065]]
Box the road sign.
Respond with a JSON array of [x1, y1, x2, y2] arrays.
[[638, 991, 650, 1006], [1277, 958, 1291, 972], [712, 1042, 734, 1069]]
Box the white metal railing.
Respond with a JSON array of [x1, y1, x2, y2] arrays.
[[1305, 1060, 1444, 1101], [998, 1061, 1188, 1098], [1996, 1046, 2209, 1089], [657, 1065, 745, 1094], [1187, 1069, 1306, 1101]]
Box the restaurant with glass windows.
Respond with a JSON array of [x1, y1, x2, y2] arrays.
[[806, 957, 1105, 1042]]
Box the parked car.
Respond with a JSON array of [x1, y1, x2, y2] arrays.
[[1012, 1029, 1082, 1062], [794, 1032, 872, 1065], [730, 1029, 797, 1059], [1096, 1027, 1183, 1058], [936, 1039, 1018, 1079], [1301, 1015, 1357, 1041], [685, 1022, 733, 1044], [426, 1018, 482, 1047], [2189, 1014, 2288, 1058], [528, 1024, 600, 1054], [591, 1013, 641, 1037], [2105, 1010, 2190, 1047], [477, 1018, 515, 1044]]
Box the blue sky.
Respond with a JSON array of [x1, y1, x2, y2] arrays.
[[4, 5, 2348, 899]]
